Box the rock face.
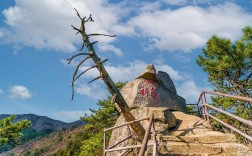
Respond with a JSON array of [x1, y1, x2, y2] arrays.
[[157, 71, 176, 94], [110, 107, 177, 143], [108, 65, 185, 155], [120, 64, 187, 112], [158, 111, 252, 156], [136, 64, 159, 83], [108, 107, 177, 155], [107, 64, 252, 156]]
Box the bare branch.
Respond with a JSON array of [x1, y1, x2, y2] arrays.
[[71, 56, 91, 100], [91, 41, 98, 46], [79, 42, 85, 51], [74, 8, 82, 20], [71, 25, 81, 32], [99, 58, 109, 64], [74, 59, 108, 81], [88, 33, 116, 38], [66, 52, 90, 64], [88, 75, 102, 83], [75, 65, 97, 81], [85, 14, 94, 22]]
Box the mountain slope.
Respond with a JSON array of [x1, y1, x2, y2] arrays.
[[0, 114, 85, 154], [2, 127, 84, 156], [0, 114, 84, 132]]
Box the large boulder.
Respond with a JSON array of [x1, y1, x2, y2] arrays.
[[120, 64, 187, 112], [109, 107, 177, 148]]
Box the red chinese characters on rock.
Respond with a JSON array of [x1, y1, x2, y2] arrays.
[[139, 80, 158, 98]]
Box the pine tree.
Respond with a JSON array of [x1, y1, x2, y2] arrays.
[[79, 82, 125, 156], [0, 115, 30, 146], [196, 26, 252, 143]]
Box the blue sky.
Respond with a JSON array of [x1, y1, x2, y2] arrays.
[[0, 0, 252, 122]]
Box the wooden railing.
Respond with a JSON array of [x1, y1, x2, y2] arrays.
[[103, 115, 159, 156], [197, 91, 252, 142]]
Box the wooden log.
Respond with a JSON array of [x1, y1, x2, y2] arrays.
[[71, 10, 146, 140]]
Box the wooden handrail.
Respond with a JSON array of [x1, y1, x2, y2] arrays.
[[206, 114, 252, 141], [104, 117, 149, 132], [138, 115, 154, 156], [202, 103, 252, 127], [104, 115, 159, 155], [198, 91, 252, 142], [198, 91, 252, 104], [105, 143, 154, 152]]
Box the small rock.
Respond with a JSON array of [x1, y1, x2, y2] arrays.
[[136, 64, 159, 83]]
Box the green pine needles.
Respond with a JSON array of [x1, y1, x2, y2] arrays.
[[0, 115, 30, 146], [196, 26, 252, 144]]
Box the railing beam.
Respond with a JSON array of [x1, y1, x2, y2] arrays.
[[200, 91, 252, 103], [103, 130, 106, 156], [152, 121, 158, 156], [138, 115, 154, 156], [197, 91, 252, 143], [108, 134, 134, 149], [203, 103, 252, 127], [104, 143, 154, 152], [206, 114, 252, 141], [105, 117, 149, 132]]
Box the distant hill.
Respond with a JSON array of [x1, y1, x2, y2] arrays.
[[2, 127, 85, 156], [0, 114, 85, 153], [0, 114, 85, 132]]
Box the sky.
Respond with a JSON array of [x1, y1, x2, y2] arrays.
[[0, 0, 252, 122]]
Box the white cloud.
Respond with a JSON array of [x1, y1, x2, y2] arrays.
[[177, 80, 212, 104], [161, 0, 223, 6], [161, 0, 188, 6], [9, 85, 32, 100], [173, 54, 191, 63], [98, 43, 123, 56], [138, 1, 161, 12], [76, 83, 107, 100], [73, 60, 184, 100], [128, 3, 252, 52], [152, 55, 165, 65], [0, 89, 3, 95], [78, 60, 183, 83], [73, 60, 212, 104], [0, 29, 3, 38], [1, 0, 126, 53], [2, 1, 251, 54], [54, 110, 91, 122]]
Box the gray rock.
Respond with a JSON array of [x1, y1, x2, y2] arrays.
[[108, 107, 177, 151], [136, 64, 159, 83], [120, 78, 187, 112], [157, 71, 177, 94]]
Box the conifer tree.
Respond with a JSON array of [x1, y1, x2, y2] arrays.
[[0, 115, 30, 146], [79, 82, 124, 156], [196, 26, 252, 143]]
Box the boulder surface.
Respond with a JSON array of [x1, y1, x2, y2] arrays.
[[120, 64, 187, 112]]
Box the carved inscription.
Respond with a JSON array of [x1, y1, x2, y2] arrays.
[[139, 80, 158, 98]]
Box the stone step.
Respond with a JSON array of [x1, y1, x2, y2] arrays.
[[160, 131, 237, 144], [218, 142, 252, 156], [159, 142, 222, 155], [158, 142, 252, 156]]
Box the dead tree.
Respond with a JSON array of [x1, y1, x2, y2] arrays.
[[67, 9, 145, 140]]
